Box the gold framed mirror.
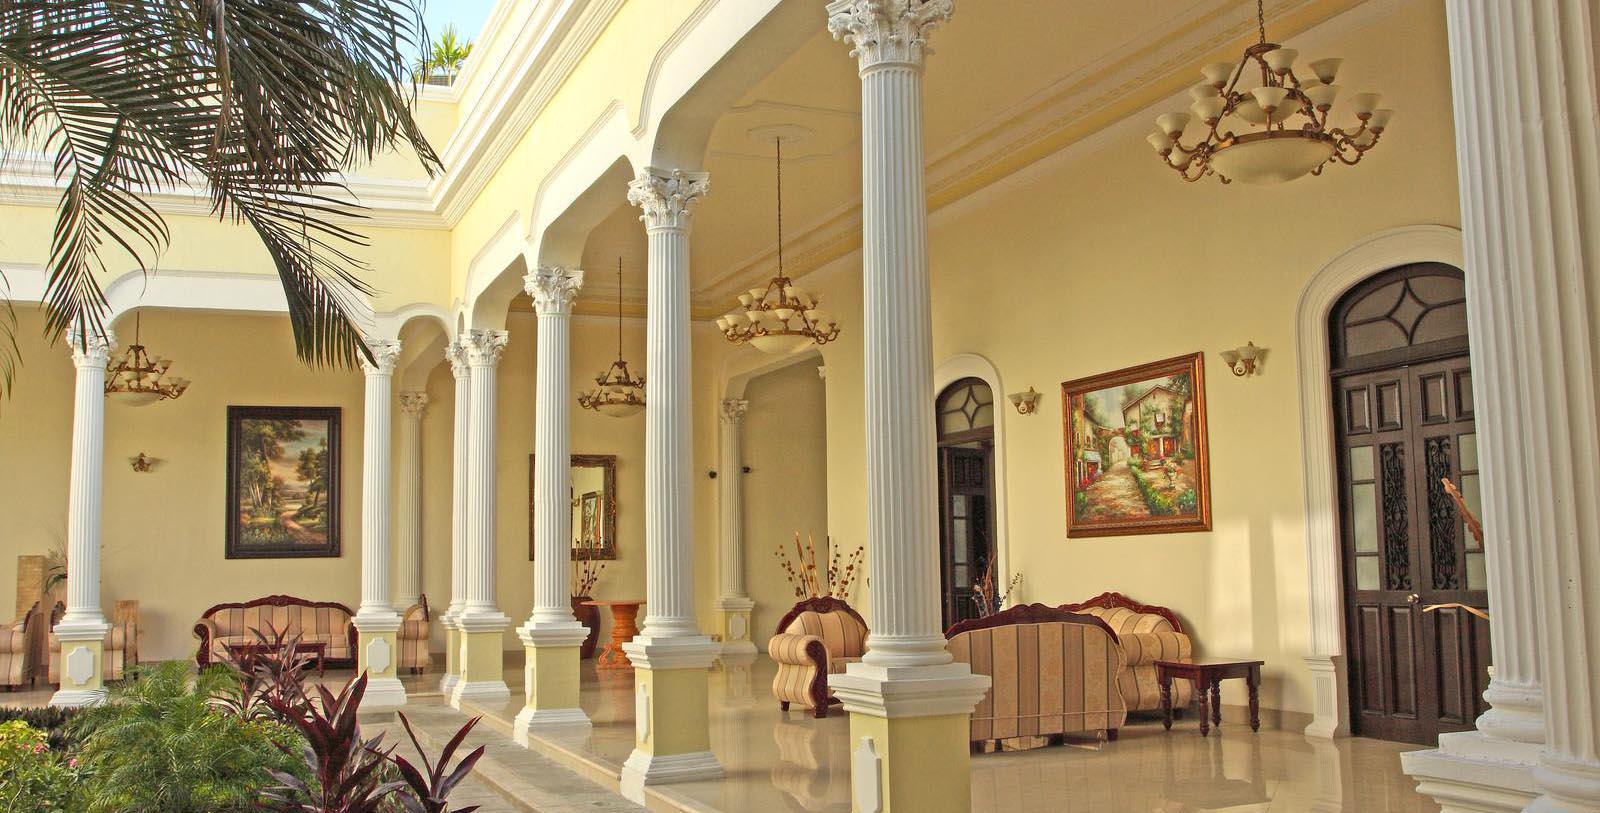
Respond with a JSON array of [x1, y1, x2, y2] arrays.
[[528, 453, 618, 560]]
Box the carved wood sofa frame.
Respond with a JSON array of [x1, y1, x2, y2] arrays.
[[193, 594, 358, 669]]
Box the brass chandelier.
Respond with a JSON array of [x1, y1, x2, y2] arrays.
[[104, 313, 190, 406], [716, 138, 840, 356], [578, 259, 645, 418], [1150, 0, 1392, 185]]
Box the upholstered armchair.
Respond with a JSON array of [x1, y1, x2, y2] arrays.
[[399, 596, 431, 674], [1061, 592, 1194, 713], [768, 597, 868, 718], [49, 601, 137, 687], [0, 603, 42, 691], [947, 604, 1128, 748]]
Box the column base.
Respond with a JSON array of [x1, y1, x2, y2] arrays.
[[50, 622, 111, 708], [439, 615, 462, 695], [828, 661, 989, 813], [620, 637, 722, 802], [353, 612, 407, 709], [714, 597, 756, 657], [1303, 653, 1350, 738], [1529, 755, 1600, 813], [451, 613, 510, 709], [364, 676, 409, 710], [513, 622, 590, 744], [1401, 730, 1541, 813]]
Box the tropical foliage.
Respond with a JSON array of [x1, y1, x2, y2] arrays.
[[0, 719, 82, 812], [0, 0, 442, 403], [417, 25, 473, 85]]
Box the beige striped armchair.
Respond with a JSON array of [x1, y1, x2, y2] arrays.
[[946, 604, 1128, 748], [1061, 592, 1194, 713], [768, 597, 868, 719], [399, 597, 431, 674], [0, 603, 43, 691]]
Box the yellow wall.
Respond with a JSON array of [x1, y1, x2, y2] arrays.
[[0, 307, 369, 661], [740, 359, 830, 640], [820, 0, 1460, 717]]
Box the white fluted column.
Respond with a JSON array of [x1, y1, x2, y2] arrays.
[[452, 328, 512, 707], [618, 167, 722, 797], [395, 391, 428, 611], [715, 397, 755, 656], [515, 265, 591, 737], [354, 338, 407, 709], [440, 340, 471, 694], [826, 3, 988, 811], [1403, 4, 1600, 811], [51, 328, 115, 708]]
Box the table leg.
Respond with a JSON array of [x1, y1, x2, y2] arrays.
[[1159, 670, 1173, 731], [1248, 665, 1261, 732], [1210, 678, 1222, 727], [1197, 677, 1211, 737]]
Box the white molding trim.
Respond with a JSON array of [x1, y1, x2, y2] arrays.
[[1295, 224, 1464, 738], [934, 353, 1011, 608]]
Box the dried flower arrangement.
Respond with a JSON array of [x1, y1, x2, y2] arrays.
[[972, 557, 1022, 618], [774, 532, 865, 601], [572, 558, 606, 598]]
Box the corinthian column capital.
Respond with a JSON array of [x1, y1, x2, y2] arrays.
[[69, 327, 115, 368], [524, 266, 585, 315], [827, 0, 954, 71], [462, 329, 510, 367], [398, 391, 430, 417], [720, 398, 749, 424], [446, 338, 470, 379], [627, 167, 710, 232], [361, 338, 403, 376]]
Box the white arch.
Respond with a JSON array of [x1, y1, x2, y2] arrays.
[[933, 352, 1013, 609], [1296, 224, 1464, 739], [374, 302, 453, 342], [462, 211, 530, 330]]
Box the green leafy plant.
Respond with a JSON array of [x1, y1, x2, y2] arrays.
[[416, 25, 473, 85], [0, 719, 83, 812], [0, 0, 442, 402], [70, 661, 306, 813], [0, 705, 81, 751]]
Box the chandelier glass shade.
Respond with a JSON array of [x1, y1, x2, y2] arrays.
[[104, 314, 189, 406], [717, 138, 841, 355], [578, 259, 645, 418], [1150, 0, 1392, 185]]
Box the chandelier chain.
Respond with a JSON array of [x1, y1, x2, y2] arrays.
[[1257, 0, 1265, 44]]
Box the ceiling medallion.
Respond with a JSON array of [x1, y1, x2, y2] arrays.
[[578, 259, 645, 418], [105, 313, 190, 406], [716, 137, 841, 356], [1150, 0, 1392, 185]]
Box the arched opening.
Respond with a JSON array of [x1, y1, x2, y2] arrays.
[[1328, 262, 1489, 744], [935, 377, 997, 630]]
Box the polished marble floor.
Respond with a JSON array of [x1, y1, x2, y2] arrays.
[[456, 655, 1439, 813], [2, 658, 1439, 812]]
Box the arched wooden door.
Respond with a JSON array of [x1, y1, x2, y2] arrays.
[[1330, 263, 1490, 744], [936, 378, 998, 630]]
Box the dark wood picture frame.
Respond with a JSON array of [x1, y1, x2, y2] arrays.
[[528, 453, 618, 561], [225, 406, 342, 559], [1061, 352, 1211, 538]]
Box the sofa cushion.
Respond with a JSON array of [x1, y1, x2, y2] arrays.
[[1079, 605, 1175, 635]]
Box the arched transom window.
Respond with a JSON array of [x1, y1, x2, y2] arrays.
[[937, 378, 994, 443]]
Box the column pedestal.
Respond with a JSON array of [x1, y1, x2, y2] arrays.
[[714, 596, 756, 658], [453, 617, 511, 707], [514, 624, 591, 740], [620, 637, 724, 801], [441, 623, 461, 695], [353, 614, 407, 709], [50, 627, 109, 707]]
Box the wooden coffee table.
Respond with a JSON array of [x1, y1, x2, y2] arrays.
[[225, 641, 329, 677], [1154, 657, 1263, 736], [583, 599, 644, 670]]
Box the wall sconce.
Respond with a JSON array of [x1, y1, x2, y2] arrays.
[[130, 452, 158, 473], [1008, 387, 1042, 415], [1220, 342, 1264, 377]]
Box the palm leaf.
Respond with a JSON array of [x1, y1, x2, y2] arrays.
[[0, 0, 440, 378]]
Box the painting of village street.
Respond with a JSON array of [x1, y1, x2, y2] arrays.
[[225, 406, 341, 558], [1062, 353, 1212, 537]]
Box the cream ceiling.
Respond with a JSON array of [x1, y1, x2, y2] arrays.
[[551, 0, 1369, 318]]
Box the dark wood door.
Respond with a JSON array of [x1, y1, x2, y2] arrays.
[[937, 445, 995, 630], [1334, 356, 1490, 744]]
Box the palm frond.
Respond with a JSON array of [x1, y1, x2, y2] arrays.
[[0, 0, 439, 370]]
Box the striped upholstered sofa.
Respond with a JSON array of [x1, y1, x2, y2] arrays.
[[194, 595, 357, 668], [1061, 592, 1194, 712], [768, 597, 868, 718], [946, 604, 1127, 747]]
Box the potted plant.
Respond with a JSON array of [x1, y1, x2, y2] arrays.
[[571, 559, 605, 659]]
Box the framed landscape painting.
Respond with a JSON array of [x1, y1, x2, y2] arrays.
[[225, 406, 341, 559], [1061, 353, 1211, 537]]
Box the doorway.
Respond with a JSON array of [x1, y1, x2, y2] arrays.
[[936, 378, 998, 630], [1330, 263, 1490, 744]]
